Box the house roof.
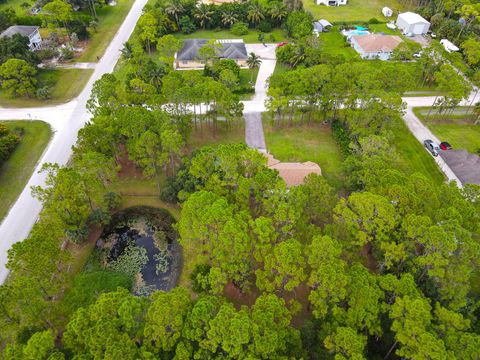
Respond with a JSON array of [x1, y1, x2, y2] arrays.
[[266, 154, 322, 186], [352, 34, 402, 53], [0, 25, 39, 38], [398, 12, 430, 25], [177, 39, 248, 61]]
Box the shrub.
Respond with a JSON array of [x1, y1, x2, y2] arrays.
[[331, 120, 351, 157], [258, 20, 272, 33], [35, 86, 52, 100], [190, 264, 212, 293], [0, 124, 20, 165], [231, 22, 248, 36], [179, 15, 196, 34], [368, 18, 381, 24], [59, 46, 74, 61]]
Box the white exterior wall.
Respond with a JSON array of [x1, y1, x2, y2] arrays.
[[396, 15, 430, 34], [28, 29, 42, 50]]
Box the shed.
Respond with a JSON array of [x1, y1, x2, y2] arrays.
[[382, 7, 393, 18], [313, 19, 332, 35], [396, 12, 430, 35]]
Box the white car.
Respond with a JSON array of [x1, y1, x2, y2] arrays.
[[386, 22, 396, 30]]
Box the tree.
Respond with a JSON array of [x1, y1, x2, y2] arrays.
[[143, 287, 191, 353], [165, 0, 184, 27], [246, 52, 261, 83], [0, 58, 37, 97], [42, 0, 73, 34], [221, 10, 238, 28], [256, 238, 307, 293], [194, 4, 213, 29], [461, 37, 480, 67], [269, 2, 287, 26], [138, 12, 158, 54], [247, 1, 265, 27], [198, 39, 220, 65], [324, 326, 367, 360]]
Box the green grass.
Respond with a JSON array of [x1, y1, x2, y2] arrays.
[[414, 107, 480, 154], [173, 28, 287, 43], [0, 120, 51, 221], [76, 0, 135, 62], [0, 69, 93, 107], [0, 0, 30, 15], [367, 23, 399, 35], [264, 123, 344, 188], [319, 28, 360, 60], [303, 0, 404, 22], [390, 117, 445, 185]]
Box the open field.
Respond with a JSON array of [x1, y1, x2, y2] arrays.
[[76, 0, 136, 61], [414, 107, 480, 154], [391, 116, 445, 184], [0, 120, 51, 221], [0, 68, 92, 107], [319, 28, 360, 60], [0, 0, 30, 14], [264, 123, 344, 188], [174, 28, 287, 44], [303, 0, 404, 22]]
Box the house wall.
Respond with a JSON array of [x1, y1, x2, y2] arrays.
[[396, 17, 430, 34], [176, 59, 248, 69], [28, 30, 42, 50]]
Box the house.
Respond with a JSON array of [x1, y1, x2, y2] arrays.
[[316, 0, 347, 6], [350, 34, 403, 60], [382, 7, 393, 18], [175, 39, 248, 69], [440, 39, 459, 53], [0, 25, 42, 50], [313, 19, 332, 36], [266, 154, 322, 187], [396, 12, 430, 35]]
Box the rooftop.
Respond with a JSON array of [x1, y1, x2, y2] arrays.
[[177, 39, 248, 61], [398, 12, 430, 24], [266, 154, 322, 186], [352, 34, 403, 53], [0, 25, 39, 38]]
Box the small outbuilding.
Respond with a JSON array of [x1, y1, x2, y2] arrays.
[[396, 12, 430, 35], [313, 19, 332, 35], [440, 39, 459, 53], [350, 34, 403, 60], [0, 25, 42, 50], [382, 7, 393, 18]]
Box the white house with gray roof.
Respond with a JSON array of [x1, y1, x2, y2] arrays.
[[0, 26, 42, 50], [175, 39, 248, 69]]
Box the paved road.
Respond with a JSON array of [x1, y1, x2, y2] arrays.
[[0, 0, 149, 284]]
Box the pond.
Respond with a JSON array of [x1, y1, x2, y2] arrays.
[[96, 206, 182, 296]]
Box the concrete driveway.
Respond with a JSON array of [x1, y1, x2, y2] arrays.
[[440, 150, 480, 185]]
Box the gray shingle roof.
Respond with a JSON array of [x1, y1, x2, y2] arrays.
[[0, 25, 39, 38], [177, 39, 248, 61]]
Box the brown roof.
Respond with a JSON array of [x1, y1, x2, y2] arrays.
[[352, 34, 403, 53], [266, 154, 322, 186]]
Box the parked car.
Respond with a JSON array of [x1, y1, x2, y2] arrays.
[[413, 51, 423, 58], [424, 139, 440, 157], [440, 141, 452, 150], [404, 32, 415, 37], [277, 42, 288, 47]]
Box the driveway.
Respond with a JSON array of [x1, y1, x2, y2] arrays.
[[0, 0, 150, 284], [440, 150, 480, 185], [244, 112, 266, 151]]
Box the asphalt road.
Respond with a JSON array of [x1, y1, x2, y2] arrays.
[[0, 0, 149, 284]]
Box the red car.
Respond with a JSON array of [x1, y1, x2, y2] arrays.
[[440, 142, 452, 150], [277, 42, 289, 47]]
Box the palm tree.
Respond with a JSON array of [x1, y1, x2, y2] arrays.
[[221, 10, 238, 28], [120, 42, 133, 61], [247, 2, 265, 27], [195, 4, 214, 29], [246, 52, 262, 82], [165, 0, 184, 27], [268, 2, 287, 26], [290, 45, 306, 67]]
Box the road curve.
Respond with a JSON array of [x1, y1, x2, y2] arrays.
[[0, 0, 150, 284]]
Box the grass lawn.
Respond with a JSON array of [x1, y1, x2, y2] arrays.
[[390, 116, 445, 185], [0, 120, 51, 221], [0, 0, 30, 15], [0, 68, 93, 107], [187, 122, 245, 151], [367, 23, 399, 35], [174, 28, 287, 44], [303, 0, 404, 22], [264, 123, 344, 188], [414, 107, 480, 154], [273, 62, 291, 74], [76, 0, 135, 62], [319, 28, 360, 60]]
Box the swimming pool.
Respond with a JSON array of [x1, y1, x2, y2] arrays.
[[342, 29, 371, 39]]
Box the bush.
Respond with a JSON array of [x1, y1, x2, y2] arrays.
[[36, 48, 57, 61], [59, 46, 74, 61], [368, 18, 381, 24], [258, 20, 272, 33], [35, 86, 52, 100], [190, 264, 212, 293], [331, 120, 351, 157], [0, 124, 20, 165], [231, 22, 248, 36], [179, 15, 196, 34]]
